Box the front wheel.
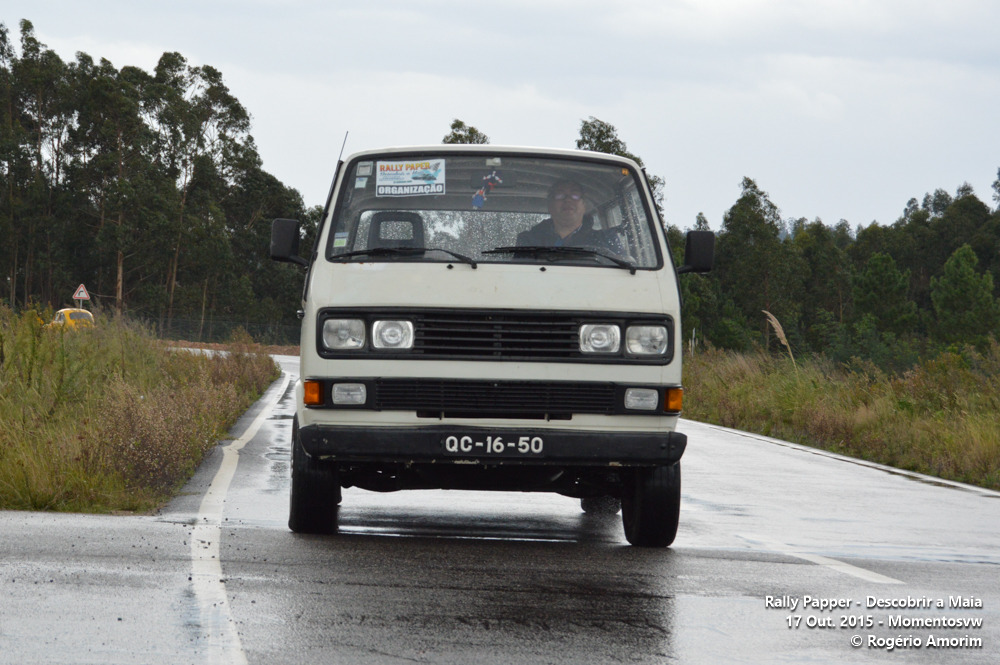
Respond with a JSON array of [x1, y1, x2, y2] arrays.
[[621, 463, 680, 547], [289, 417, 342, 534]]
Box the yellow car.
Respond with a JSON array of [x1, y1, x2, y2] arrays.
[[49, 308, 95, 329]]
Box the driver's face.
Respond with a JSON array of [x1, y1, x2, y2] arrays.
[[548, 183, 585, 235]]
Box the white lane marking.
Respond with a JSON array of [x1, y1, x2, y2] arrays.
[[190, 372, 290, 664], [742, 535, 904, 585]]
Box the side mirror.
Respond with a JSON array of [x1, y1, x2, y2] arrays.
[[677, 230, 715, 274], [270, 218, 308, 266]]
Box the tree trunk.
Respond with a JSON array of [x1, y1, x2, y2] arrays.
[[116, 248, 124, 315], [166, 236, 181, 332], [8, 242, 17, 308], [165, 185, 188, 332], [116, 130, 125, 315], [198, 276, 209, 341]]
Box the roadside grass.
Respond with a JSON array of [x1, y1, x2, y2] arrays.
[[0, 306, 280, 513], [683, 344, 1000, 491]]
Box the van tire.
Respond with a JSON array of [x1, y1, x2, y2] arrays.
[[289, 417, 342, 534], [621, 463, 680, 547]]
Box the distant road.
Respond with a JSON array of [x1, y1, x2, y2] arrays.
[[1, 355, 997, 664]]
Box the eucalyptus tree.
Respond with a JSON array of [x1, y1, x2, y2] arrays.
[[442, 119, 489, 144], [8, 20, 76, 304], [892, 188, 992, 315], [931, 191, 993, 276], [714, 177, 804, 347], [220, 164, 313, 342], [0, 22, 17, 305], [147, 53, 253, 329], [851, 252, 917, 336], [575, 116, 664, 209], [791, 219, 852, 349], [67, 54, 165, 313], [930, 244, 1000, 348]]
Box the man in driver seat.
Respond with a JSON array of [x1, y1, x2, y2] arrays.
[[516, 180, 625, 254]]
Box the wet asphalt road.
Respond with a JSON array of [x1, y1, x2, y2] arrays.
[[2, 356, 999, 664]]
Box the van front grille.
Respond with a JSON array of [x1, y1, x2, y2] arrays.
[[413, 312, 580, 359]]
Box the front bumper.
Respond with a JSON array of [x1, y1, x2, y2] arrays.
[[298, 424, 687, 467]]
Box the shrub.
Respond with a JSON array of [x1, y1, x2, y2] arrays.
[[683, 344, 1000, 491], [0, 305, 279, 512]]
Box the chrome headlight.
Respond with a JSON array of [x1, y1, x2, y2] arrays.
[[626, 325, 668, 356], [372, 320, 414, 350], [624, 388, 659, 410], [332, 382, 367, 405], [322, 318, 365, 350], [579, 324, 620, 354]]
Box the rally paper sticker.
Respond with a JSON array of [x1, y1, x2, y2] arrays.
[[376, 160, 445, 197]]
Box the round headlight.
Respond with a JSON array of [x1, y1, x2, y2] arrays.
[[322, 319, 365, 350], [372, 320, 414, 350], [579, 324, 621, 353]]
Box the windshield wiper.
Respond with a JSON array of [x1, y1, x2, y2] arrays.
[[332, 246, 477, 268], [484, 245, 636, 274], [427, 247, 477, 268]]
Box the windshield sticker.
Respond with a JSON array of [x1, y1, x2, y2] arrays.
[[376, 160, 446, 197], [357, 162, 373, 177], [355, 176, 368, 189], [472, 169, 503, 209]]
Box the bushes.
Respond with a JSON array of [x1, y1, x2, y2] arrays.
[[0, 306, 279, 512], [684, 344, 1000, 491]]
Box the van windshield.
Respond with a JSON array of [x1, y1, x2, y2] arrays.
[[326, 153, 663, 270]]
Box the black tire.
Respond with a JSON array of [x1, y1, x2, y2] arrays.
[[288, 417, 342, 534], [580, 496, 622, 515], [621, 462, 680, 547]]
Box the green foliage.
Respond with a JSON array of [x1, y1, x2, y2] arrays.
[[806, 309, 850, 359], [0, 305, 279, 511], [684, 346, 1000, 491], [852, 252, 917, 334], [713, 178, 804, 349], [0, 20, 307, 342], [791, 219, 852, 344], [576, 116, 643, 161], [442, 118, 490, 144], [930, 245, 1000, 348], [576, 116, 664, 208], [675, 173, 1000, 370]]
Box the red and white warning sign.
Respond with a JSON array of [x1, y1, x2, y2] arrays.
[[73, 284, 90, 301]]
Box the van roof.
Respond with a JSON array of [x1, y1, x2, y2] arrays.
[[342, 145, 641, 168]]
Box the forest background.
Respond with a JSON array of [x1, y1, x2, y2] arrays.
[[3, 18, 1000, 366]]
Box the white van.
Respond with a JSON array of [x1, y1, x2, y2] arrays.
[[271, 145, 713, 546]]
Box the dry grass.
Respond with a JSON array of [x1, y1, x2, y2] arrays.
[[683, 344, 1000, 490], [0, 307, 280, 512]]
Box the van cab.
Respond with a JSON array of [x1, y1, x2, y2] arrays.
[[271, 145, 713, 546]]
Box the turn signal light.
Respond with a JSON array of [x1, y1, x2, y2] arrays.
[[665, 387, 683, 413], [303, 380, 323, 406]]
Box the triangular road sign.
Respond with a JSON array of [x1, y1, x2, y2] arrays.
[[73, 284, 90, 300]]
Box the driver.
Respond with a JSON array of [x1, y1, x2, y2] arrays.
[[516, 180, 625, 254]]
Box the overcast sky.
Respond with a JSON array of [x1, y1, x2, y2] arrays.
[[4, 0, 999, 230]]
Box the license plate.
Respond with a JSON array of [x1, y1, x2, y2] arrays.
[[442, 434, 544, 456]]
